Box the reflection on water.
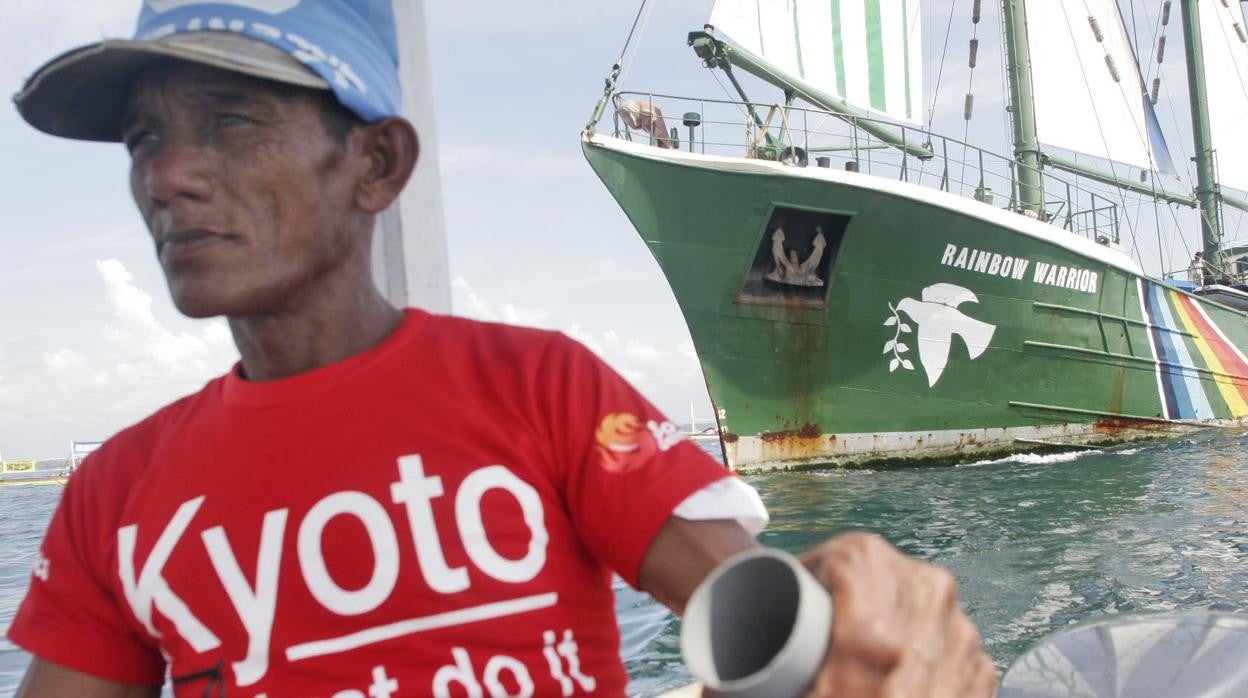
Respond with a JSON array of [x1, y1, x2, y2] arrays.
[[3, 431, 1248, 697]]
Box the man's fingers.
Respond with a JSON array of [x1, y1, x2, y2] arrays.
[[901, 561, 958, 628], [876, 615, 991, 698], [799, 532, 996, 698], [942, 613, 991, 697], [814, 534, 913, 671], [967, 651, 999, 696]]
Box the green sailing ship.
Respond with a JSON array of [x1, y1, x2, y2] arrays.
[[583, 0, 1248, 471]]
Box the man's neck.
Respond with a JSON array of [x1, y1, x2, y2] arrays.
[[227, 279, 405, 382]]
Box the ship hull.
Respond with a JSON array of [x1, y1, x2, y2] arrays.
[[584, 135, 1248, 471]]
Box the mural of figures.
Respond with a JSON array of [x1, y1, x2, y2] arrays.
[[738, 208, 848, 306], [765, 226, 827, 287]]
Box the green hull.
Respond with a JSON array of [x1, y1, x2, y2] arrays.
[[584, 135, 1248, 471]]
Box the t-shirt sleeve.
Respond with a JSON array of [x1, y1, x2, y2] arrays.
[[7, 452, 165, 685], [536, 334, 737, 587]]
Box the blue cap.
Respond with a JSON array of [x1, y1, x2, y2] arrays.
[[15, 0, 403, 142]]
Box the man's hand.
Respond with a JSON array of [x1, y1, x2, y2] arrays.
[[640, 519, 995, 697], [800, 532, 997, 698]]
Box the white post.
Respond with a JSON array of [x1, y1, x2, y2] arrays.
[[371, 0, 451, 313]]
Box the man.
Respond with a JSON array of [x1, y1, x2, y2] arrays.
[[10, 2, 995, 696], [1189, 250, 1215, 286]]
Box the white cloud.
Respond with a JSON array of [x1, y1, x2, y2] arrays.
[[463, 296, 496, 321], [453, 276, 551, 330], [94, 259, 235, 382], [563, 324, 606, 356], [624, 340, 665, 363], [500, 303, 550, 327], [42, 348, 90, 375], [0, 259, 237, 457]]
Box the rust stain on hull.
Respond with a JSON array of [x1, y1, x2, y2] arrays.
[[758, 422, 826, 462], [1094, 417, 1169, 435], [760, 422, 821, 441]]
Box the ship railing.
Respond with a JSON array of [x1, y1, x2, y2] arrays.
[[610, 91, 1127, 244], [1162, 263, 1248, 285]]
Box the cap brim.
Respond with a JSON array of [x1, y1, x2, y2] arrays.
[[15, 33, 330, 143]]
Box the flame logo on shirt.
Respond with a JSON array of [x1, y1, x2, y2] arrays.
[[595, 413, 657, 472]]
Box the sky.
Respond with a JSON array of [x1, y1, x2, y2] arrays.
[[0, 1, 1224, 458]]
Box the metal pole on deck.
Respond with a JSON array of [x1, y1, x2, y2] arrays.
[[372, 0, 451, 312], [1178, 0, 1225, 275], [1000, 0, 1045, 217]]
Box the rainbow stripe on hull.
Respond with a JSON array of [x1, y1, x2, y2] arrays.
[[1140, 280, 1248, 420]]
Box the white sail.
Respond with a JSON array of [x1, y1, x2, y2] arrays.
[[1026, 0, 1167, 171], [708, 0, 923, 123], [1200, 0, 1248, 193]]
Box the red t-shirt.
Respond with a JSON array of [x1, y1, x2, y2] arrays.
[[10, 310, 731, 697]]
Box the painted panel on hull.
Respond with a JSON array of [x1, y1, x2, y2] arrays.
[[1172, 296, 1248, 416], [1139, 280, 1248, 420]]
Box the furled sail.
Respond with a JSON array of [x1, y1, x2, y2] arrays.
[[1025, 0, 1173, 172], [708, 0, 923, 123], [1199, 0, 1248, 193]]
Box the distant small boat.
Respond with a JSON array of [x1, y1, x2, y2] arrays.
[[0, 444, 77, 487], [688, 428, 723, 442], [0, 460, 69, 487], [684, 403, 725, 441], [0, 475, 69, 488]]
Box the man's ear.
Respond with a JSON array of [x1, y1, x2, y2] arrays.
[[354, 117, 419, 214]]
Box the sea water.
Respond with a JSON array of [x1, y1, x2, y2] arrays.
[[2, 430, 1248, 696]]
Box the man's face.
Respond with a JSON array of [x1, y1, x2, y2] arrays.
[[123, 63, 362, 318]]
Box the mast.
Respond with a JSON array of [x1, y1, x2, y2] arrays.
[[372, 0, 451, 312], [1001, 0, 1044, 216], [1178, 0, 1225, 274]]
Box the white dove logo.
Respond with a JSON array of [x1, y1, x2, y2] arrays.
[[884, 283, 996, 387]]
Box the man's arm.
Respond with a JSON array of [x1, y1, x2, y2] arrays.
[[638, 517, 758, 614], [638, 518, 997, 697], [16, 659, 160, 698]]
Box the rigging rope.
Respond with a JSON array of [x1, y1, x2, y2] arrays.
[[925, 0, 959, 132], [1049, 3, 1142, 247], [1126, 0, 1140, 65], [961, 0, 982, 191], [584, 0, 654, 134], [1204, 0, 1248, 190], [995, 3, 1014, 204], [616, 0, 656, 88]]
